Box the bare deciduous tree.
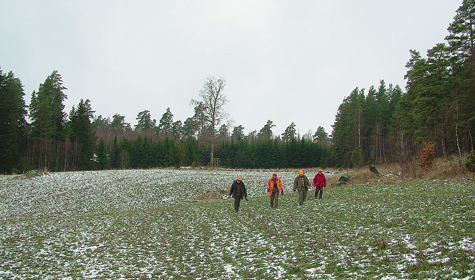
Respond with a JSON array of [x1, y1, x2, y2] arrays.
[[191, 77, 228, 166]]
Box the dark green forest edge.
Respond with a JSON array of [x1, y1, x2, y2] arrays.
[[1, 1, 475, 174]]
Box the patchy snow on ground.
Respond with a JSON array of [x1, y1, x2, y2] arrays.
[[0, 169, 474, 279]]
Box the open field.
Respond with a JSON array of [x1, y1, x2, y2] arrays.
[[1, 169, 474, 279]]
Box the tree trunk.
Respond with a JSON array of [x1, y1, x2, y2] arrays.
[[441, 115, 448, 159], [210, 140, 214, 166]]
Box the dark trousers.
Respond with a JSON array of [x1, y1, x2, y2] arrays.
[[234, 197, 242, 212], [270, 192, 279, 208], [315, 187, 323, 199], [298, 188, 307, 205]]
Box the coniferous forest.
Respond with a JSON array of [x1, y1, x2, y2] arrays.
[[1, 1, 475, 174]]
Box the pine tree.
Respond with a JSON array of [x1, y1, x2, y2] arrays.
[[29, 70, 68, 171], [135, 110, 156, 132], [111, 113, 131, 133], [158, 108, 174, 138], [282, 122, 297, 142], [231, 125, 245, 142], [331, 88, 365, 167], [446, 0, 475, 153], [171, 120, 183, 140], [258, 120, 275, 140]]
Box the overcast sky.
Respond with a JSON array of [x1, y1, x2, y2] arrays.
[[1, 0, 462, 137]]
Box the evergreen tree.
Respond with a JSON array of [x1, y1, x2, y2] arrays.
[[92, 115, 112, 143], [130, 135, 143, 168], [96, 138, 108, 170], [190, 101, 207, 137], [258, 120, 275, 140], [313, 126, 330, 147], [29, 70, 68, 171], [216, 140, 232, 167], [446, 0, 475, 153], [69, 99, 96, 170], [141, 136, 155, 168], [182, 137, 199, 166], [248, 130, 258, 141], [361, 86, 377, 163], [231, 125, 245, 142], [92, 115, 110, 131], [331, 88, 365, 167], [404, 45, 453, 157], [446, 0, 475, 60], [171, 120, 183, 140], [0, 69, 28, 173], [169, 140, 184, 168], [282, 122, 297, 142], [159, 107, 174, 138], [110, 135, 120, 169], [119, 138, 132, 169], [217, 124, 229, 142], [183, 117, 198, 138], [111, 113, 131, 133], [135, 110, 156, 132], [163, 138, 176, 167], [284, 139, 299, 168], [402, 49, 427, 141]]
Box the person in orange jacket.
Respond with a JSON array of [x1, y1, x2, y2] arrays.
[[267, 172, 284, 208]]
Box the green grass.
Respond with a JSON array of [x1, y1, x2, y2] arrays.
[[1, 170, 474, 279]]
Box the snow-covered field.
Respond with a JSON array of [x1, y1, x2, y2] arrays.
[[0, 169, 474, 279]]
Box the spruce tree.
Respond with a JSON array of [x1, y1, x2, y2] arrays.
[[69, 99, 96, 170], [0, 69, 28, 173]]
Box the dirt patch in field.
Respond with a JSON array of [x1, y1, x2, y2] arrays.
[[190, 186, 231, 201]]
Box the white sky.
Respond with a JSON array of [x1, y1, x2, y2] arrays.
[[0, 0, 461, 137]]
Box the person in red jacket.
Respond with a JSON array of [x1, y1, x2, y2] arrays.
[[267, 172, 284, 208], [313, 169, 326, 199]]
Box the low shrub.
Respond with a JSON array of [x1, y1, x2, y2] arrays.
[[464, 150, 475, 172]]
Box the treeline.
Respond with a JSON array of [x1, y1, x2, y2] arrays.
[[331, 82, 403, 167], [331, 1, 475, 168], [0, 69, 330, 173], [93, 136, 329, 170]]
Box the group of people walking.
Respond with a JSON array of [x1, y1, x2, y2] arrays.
[[228, 170, 327, 212]]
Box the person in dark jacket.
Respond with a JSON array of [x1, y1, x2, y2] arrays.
[[229, 177, 247, 212], [313, 169, 327, 199]]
